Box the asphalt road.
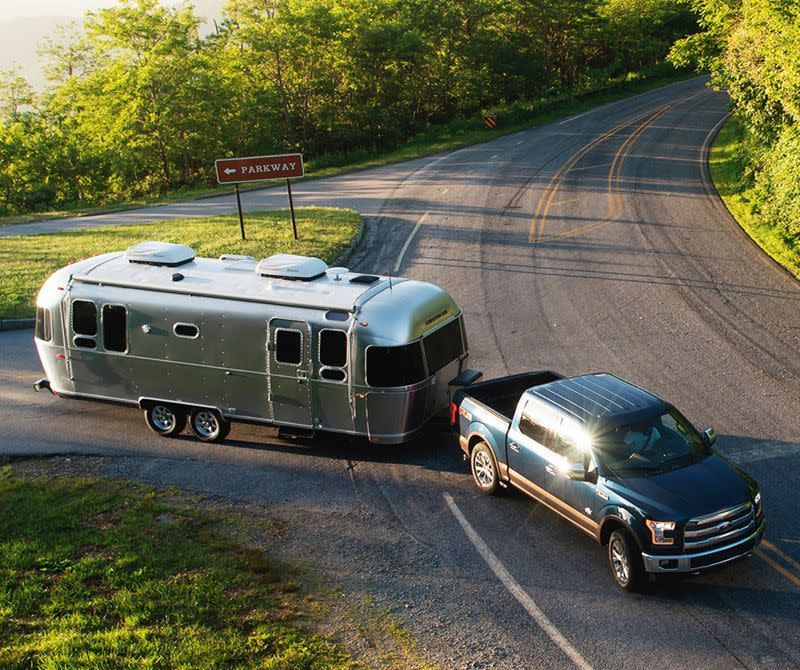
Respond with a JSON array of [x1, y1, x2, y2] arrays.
[[2, 75, 800, 669]]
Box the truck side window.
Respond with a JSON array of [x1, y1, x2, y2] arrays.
[[72, 300, 97, 336], [275, 329, 302, 365], [519, 414, 549, 446], [103, 305, 127, 352], [35, 307, 52, 342], [552, 434, 585, 465]]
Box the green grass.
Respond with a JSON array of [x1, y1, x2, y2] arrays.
[[0, 207, 360, 319], [0, 67, 696, 227], [0, 472, 354, 669], [709, 117, 800, 279]]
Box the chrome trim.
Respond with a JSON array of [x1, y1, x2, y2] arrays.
[[684, 507, 753, 538], [642, 519, 765, 573], [684, 519, 755, 550], [687, 501, 750, 526], [684, 502, 754, 550]]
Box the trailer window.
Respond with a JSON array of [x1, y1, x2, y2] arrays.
[[366, 343, 426, 387], [72, 300, 97, 336], [423, 317, 465, 374], [319, 329, 347, 368], [35, 307, 52, 342], [103, 305, 127, 352], [174, 323, 199, 339], [275, 329, 302, 365]]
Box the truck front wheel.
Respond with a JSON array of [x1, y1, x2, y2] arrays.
[[608, 529, 646, 592], [471, 442, 501, 495]]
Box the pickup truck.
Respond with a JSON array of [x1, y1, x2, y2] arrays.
[[451, 371, 765, 591]]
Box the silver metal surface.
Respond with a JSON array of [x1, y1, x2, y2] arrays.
[[34, 250, 468, 443]]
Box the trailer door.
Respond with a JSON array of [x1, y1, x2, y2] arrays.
[[268, 318, 313, 427]]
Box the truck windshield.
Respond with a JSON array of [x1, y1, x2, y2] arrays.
[[593, 409, 709, 475]]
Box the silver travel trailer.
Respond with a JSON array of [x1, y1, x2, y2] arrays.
[[33, 242, 471, 444]]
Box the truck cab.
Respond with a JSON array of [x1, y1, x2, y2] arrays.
[[453, 372, 765, 591]]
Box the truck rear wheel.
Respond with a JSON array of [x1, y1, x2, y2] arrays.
[[144, 404, 186, 437], [188, 408, 230, 443], [470, 442, 501, 495], [608, 529, 646, 592]]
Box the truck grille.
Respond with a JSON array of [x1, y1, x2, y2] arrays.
[[684, 502, 754, 552]]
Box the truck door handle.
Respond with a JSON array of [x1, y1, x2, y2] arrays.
[[508, 442, 519, 453], [545, 463, 557, 476]]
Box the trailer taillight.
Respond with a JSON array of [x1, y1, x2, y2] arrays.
[[450, 402, 458, 426]]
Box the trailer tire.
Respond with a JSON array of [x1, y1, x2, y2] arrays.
[[470, 442, 501, 495], [188, 408, 230, 443], [144, 404, 186, 437]]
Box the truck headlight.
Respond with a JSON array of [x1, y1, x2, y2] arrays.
[[754, 492, 762, 517], [645, 519, 676, 546]]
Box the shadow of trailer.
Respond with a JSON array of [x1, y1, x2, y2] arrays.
[[34, 242, 474, 445]]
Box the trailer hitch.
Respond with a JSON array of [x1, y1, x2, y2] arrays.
[[33, 378, 53, 394]]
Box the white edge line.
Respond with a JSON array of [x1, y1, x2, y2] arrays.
[[393, 212, 428, 273], [443, 493, 594, 670]]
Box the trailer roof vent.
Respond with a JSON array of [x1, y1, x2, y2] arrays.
[[125, 241, 195, 267], [256, 254, 328, 281], [349, 274, 379, 285]]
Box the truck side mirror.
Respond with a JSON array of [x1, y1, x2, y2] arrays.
[[703, 427, 716, 447], [567, 462, 586, 481]]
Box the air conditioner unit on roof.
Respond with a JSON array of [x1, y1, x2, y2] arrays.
[[256, 254, 328, 281]]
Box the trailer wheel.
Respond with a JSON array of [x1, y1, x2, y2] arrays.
[[188, 408, 230, 443], [144, 404, 186, 437], [470, 442, 500, 495]]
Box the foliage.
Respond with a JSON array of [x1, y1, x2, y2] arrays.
[[0, 473, 353, 668], [0, 206, 360, 318], [0, 0, 697, 215], [671, 0, 800, 253]]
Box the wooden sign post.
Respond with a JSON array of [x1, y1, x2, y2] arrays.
[[214, 153, 305, 240]]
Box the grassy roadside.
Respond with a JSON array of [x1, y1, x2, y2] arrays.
[[0, 207, 360, 319], [0, 459, 439, 670], [0, 469, 353, 668], [709, 117, 800, 280], [0, 67, 697, 228]]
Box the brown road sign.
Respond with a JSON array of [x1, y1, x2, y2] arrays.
[[215, 153, 304, 184]]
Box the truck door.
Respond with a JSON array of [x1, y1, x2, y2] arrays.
[[543, 422, 598, 535], [506, 399, 559, 491], [267, 318, 312, 427]]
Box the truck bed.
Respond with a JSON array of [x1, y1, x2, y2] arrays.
[[463, 371, 563, 419]]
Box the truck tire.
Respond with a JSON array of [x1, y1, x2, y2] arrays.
[[188, 408, 230, 443], [470, 442, 501, 495], [144, 404, 186, 437], [608, 529, 646, 592]]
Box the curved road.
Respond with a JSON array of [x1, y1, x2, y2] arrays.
[[2, 76, 800, 669]]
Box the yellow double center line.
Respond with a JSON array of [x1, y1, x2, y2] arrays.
[[757, 539, 800, 589], [529, 92, 704, 245]]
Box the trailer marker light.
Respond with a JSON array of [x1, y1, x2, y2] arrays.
[[56, 354, 66, 360], [360, 321, 368, 326]]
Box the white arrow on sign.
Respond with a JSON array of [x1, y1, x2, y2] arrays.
[[224, 168, 236, 175]]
